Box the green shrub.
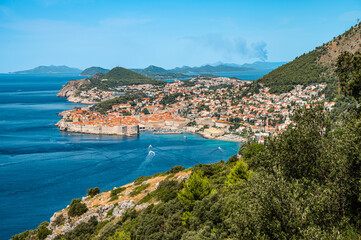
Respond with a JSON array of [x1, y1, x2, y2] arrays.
[[239, 141, 265, 160], [134, 176, 153, 185], [138, 179, 181, 204], [107, 203, 118, 217], [54, 216, 98, 240], [129, 183, 150, 197], [178, 170, 214, 205], [109, 187, 126, 201], [68, 199, 88, 217], [109, 230, 131, 240], [87, 187, 100, 197], [11, 230, 32, 240], [170, 165, 185, 173], [110, 187, 126, 197], [227, 154, 238, 163], [36, 222, 52, 240], [225, 159, 252, 185], [53, 214, 66, 226]]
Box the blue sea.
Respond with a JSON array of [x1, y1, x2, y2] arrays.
[[0, 74, 241, 239]]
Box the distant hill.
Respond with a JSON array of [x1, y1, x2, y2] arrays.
[[80, 67, 109, 76], [241, 61, 286, 70], [169, 64, 253, 74], [58, 67, 165, 100], [209, 61, 286, 69], [258, 23, 361, 95], [81, 67, 165, 91], [131, 65, 189, 80], [11, 65, 82, 74], [144, 65, 168, 73]]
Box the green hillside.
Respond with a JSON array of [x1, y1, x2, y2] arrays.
[[258, 49, 329, 93], [258, 23, 361, 96], [80, 66, 109, 76], [80, 67, 165, 91], [132, 65, 189, 80], [104, 67, 164, 84]]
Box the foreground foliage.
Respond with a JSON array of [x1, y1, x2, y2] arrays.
[[44, 104, 361, 240]]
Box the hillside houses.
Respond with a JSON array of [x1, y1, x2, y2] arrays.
[[59, 77, 336, 141]]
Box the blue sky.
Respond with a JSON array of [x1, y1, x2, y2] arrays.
[[0, 0, 360, 72]]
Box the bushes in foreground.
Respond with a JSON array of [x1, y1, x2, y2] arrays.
[[14, 105, 361, 239], [87, 187, 100, 197]]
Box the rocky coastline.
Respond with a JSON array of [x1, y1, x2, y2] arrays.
[[56, 78, 97, 104], [27, 171, 190, 240]]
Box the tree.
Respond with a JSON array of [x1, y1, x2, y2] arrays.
[[178, 170, 214, 205], [141, 108, 150, 115], [226, 160, 252, 185], [335, 51, 361, 101], [239, 141, 265, 160], [36, 222, 52, 240], [87, 187, 100, 197], [68, 199, 88, 217], [109, 231, 131, 240]]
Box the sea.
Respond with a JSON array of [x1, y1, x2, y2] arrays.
[[0, 73, 254, 239]]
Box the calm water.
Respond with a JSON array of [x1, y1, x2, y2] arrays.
[[0, 74, 241, 239], [212, 69, 272, 80]]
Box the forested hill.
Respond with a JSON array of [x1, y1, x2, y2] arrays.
[[80, 66, 109, 76], [131, 65, 188, 80], [79, 67, 165, 91], [258, 22, 361, 95], [103, 67, 164, 85]]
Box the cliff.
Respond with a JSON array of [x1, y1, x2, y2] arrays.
[[56, 78, 95, 104]]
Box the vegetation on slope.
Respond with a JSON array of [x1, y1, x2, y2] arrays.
[[105, 67, 164, 85], [12, 46, 361, 240], [78, 67, 165, 91], [258, 22, 361, 96], [93, 92, 147, 114], [12, 104, 361, 239], [132, 65, 189, 80], [258, 48, 328, 93]]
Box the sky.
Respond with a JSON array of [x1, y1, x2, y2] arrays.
[[0, 0, 360, 72]]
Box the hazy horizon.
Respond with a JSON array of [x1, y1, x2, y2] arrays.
[[0, 0, 360, 72], [2, 60, 289, 74]]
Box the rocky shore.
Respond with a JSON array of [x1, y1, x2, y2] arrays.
[[56, 78, 97, 104], [31, 171, 190, 240]]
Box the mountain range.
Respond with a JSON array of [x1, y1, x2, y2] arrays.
[[169, 61, 286, 74], [9, 61, 286, 79], [10, 65, 82, 74]]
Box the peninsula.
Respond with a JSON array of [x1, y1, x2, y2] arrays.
[[56, 73, 335, 142]]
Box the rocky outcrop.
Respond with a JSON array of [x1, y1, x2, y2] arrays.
[[56, 78, 95, 104], [16, 170, 191, 240]]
